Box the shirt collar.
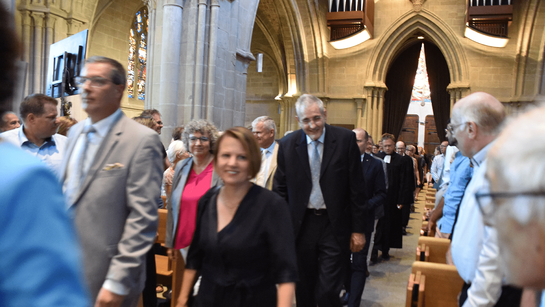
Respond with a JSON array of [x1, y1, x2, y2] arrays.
[[471, 141, 495, 168], [305, 127, 326, 145], [262, 140, 276, 153], [84, 108, 123, 138], [18, 125, 54, 147]]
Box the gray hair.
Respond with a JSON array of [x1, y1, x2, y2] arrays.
[[295, 94, 325, 119], [488, 105, 545, 225], [251, 116, 276, 136], [166, 140, 186, 164], [1, 111, 17, 126], [182, 119, 220, 154], [452, 92, 505, 136]]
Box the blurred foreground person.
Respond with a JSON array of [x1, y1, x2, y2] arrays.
[[0, 4, 89, 306], [177, 127, 297, 307], [487, 105, 545, 307]]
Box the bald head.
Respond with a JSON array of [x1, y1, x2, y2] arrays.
[[451, 92, 505, 136], [396, 141, 406, 155], [450, 92, 505, 158], [353, 128, 369, 155]]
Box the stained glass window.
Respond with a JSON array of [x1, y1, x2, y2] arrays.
[[411, 44, 431, 104], [127, 7, 148, 100]]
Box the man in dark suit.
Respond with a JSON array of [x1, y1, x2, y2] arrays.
[[273, 94, 368, 307], [345, 128, 387, 307], [374, 133, 413, 259]]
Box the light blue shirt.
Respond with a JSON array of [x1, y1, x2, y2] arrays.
[[0, 141, 89, 307], [451, 142, 505, 307], [438, 151, 472, 234], [306, 127, 326, 209], [0, 126, 67, 178]]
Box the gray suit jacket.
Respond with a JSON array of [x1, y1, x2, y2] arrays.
[[60, 113, 163, 304], [165, 156, 222, 248]]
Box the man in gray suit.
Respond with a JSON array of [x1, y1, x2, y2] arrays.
[[61, 56, 163, 307]]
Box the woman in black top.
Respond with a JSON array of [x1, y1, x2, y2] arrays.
[[177, 127, 298, 307]]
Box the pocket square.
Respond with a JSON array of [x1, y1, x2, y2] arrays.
[[103, 163, 124, 171]]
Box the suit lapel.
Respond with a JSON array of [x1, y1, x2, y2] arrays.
[[320, 125, 336, 177], [265, 141, 279, 182], [296, 131, 312, 180], [71, 115, 124, 205], [362, 153, 370, 174], [59, 122, 85, 183]]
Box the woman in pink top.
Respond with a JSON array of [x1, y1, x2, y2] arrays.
[[165, 119, 222, 260]]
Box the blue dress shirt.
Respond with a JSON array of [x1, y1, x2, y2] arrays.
[[0, 141, 89, 307], [438, 151, 473, 234], [0, 126, 67, 178]]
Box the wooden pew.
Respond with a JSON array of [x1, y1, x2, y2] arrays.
[[406, 262, 464, 307], [156, 208, 185, 307], [416, 237, 450, 264]]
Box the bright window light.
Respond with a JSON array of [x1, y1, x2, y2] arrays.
[[464, 26, 508, 48], [330, 28, 371, 50]]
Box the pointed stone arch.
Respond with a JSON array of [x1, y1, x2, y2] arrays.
[[365, 9, 470, 88]]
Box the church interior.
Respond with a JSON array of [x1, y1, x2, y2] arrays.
[[3, 0, 545, 305]]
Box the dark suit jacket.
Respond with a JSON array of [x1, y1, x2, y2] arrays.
[[361, 153, 387, 235], [273, 124, 368, 250]]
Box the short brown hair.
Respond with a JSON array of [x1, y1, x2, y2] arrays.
[[20, 94, 58, 122], [85, 56, 126, 88], [214, 126, 262, 179], [381, 133, 396, 143]]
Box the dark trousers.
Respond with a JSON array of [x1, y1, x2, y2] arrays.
[[142, 243, 159, 307], [346, 230, 372, 307], [295, 210, 347, 307], [459, 283, 522, 307], [402, 202, 411, 228]]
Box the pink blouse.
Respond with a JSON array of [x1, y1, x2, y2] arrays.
[[174, 161, 214, 249]]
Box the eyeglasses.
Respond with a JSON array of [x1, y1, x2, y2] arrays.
[[476, 191, 545, 226], [301, 116, 323, 125], [447, 122, 466, 134], [75, 76, 115, 88], [189, 136, 209, 143]]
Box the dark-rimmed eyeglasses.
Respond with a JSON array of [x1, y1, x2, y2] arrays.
[[189, 136, 209, 143], [75, 76, 115, 88], [476, 191, 545, 226]]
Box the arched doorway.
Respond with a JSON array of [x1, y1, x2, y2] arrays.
[[382, 40, 451, 153]]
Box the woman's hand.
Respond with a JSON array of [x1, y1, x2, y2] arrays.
[[167, 248, 178, 261]]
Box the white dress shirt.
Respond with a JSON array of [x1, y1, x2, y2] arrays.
[[430, 153, 444, 182], [439, 145, 459, 189], [451, 141, 504, 307], [306, 127, 325, 209]]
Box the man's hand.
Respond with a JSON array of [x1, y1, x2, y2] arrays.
[[446, 245, 454, 266], [427, 219, 436, 237], [95, 287, 124, 307], [350, 233, 366, 253]]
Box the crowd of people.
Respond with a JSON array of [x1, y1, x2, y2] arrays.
[[2, 3, 545, 307]]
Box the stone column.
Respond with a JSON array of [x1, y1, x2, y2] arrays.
[[32, 11, 45, 94], [43, 13, 56, 91], [377, 88, 386, 140], [279, 99, 287, 137], [192, 0, 208, 119], [206, 0, 220, 120], [159, 0, 183, 144], [354, 98, 364, 128], [21, 11, 32, 96]]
